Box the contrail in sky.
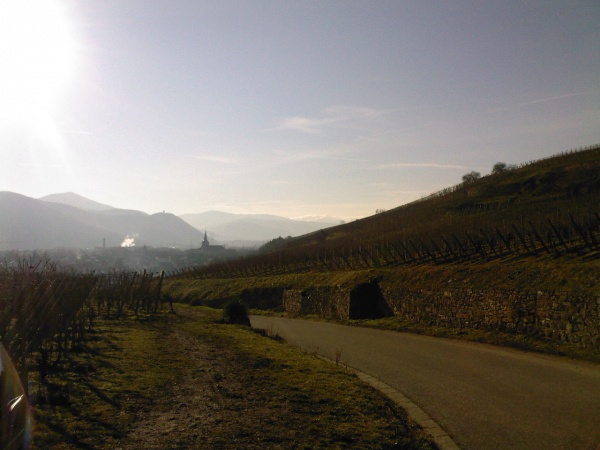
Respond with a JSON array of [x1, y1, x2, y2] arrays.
[[518, 91, 594, 107], [376, 162, 468, 170]]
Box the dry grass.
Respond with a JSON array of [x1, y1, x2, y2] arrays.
[[30, 305, 436, 449]]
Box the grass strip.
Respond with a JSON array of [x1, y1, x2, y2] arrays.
[[347, 317, 600, 364]]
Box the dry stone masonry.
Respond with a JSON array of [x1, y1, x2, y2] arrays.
[[244, 282, 600, 349]]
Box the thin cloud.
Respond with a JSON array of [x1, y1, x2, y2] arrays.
[[323, 105, 395, 119], [268, 179, 297, 186], [273, 105, 399, 134], [275, 116, 343, 134], [273, 148, 369, 164], [376, 162, 468, 170], [192, 154, 241, 165], [321, 155, 370, 162]]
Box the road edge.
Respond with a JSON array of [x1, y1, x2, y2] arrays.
[[354, 370, 460, 450], [319, 357, 460, 450]]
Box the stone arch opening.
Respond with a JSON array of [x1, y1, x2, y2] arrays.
[[349, 278, 393, 320]]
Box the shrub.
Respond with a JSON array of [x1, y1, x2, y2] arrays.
[[223, 300, 250, 325], [462, 171, 481, 183], [492, 162, 507, 174]]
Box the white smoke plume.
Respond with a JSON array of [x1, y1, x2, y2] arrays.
[[121, 234, 138, 247]]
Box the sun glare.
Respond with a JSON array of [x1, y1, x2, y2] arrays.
[[0, 0, 76, 127]]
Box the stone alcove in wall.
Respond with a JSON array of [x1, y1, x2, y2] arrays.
[[349, 277, 393, 320]]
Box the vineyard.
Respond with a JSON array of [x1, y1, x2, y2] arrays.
[[171, 207, 599, 278], [0, 260, 165, 395], [169, 145, 600, 279]]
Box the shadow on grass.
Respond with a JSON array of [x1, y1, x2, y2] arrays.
[[33, 416, 96, 450], [31, 328, 136, 447], [82, 381, 122, 408]]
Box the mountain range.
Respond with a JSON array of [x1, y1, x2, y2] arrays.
[[179, 211, 339, 247], [0, 192, 339, 251]]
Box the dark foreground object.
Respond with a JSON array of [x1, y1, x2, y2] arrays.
[[1, 343, 31, 450]]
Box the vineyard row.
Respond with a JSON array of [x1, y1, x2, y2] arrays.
[[168, 210, 600, 279], [0, 268, 166, 392]]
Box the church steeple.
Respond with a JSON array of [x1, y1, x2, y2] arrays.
[[199, 230, 224, 252]]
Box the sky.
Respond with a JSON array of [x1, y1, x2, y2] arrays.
[[0, 0, 599, 221]]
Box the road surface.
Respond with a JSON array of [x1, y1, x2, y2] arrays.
[[251, 316, 600, 450]]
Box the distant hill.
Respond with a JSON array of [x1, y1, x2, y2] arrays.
[[179, 211, 340, 246], [0, 192, 120, 250], [0, 192, 205, 250], [39, 192, 115, 211], [0, 192, 340, 251]]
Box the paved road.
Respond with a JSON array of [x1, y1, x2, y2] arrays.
[[250, 316, 600, 450]]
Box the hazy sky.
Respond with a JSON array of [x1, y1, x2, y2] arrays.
[[1, 1, 599, 220]]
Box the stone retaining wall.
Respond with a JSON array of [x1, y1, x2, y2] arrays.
[[242, 284, 600, 348], [283, 286, 349, 319], [382, 288, 599, 347], [382, 288, 600, 347], [241, 287, 285, 310]]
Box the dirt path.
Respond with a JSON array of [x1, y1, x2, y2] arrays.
[[125, 325, 217, 448], [121, 309, 276, 449]]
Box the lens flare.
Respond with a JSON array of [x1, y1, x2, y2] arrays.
[[0, 0, 76, 125]]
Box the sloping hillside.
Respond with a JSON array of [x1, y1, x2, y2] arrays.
[[39, 192, 115, 211], [291, 145, 600, 250], [0, 192, 123, 250], [188, 145, 599, 277]]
